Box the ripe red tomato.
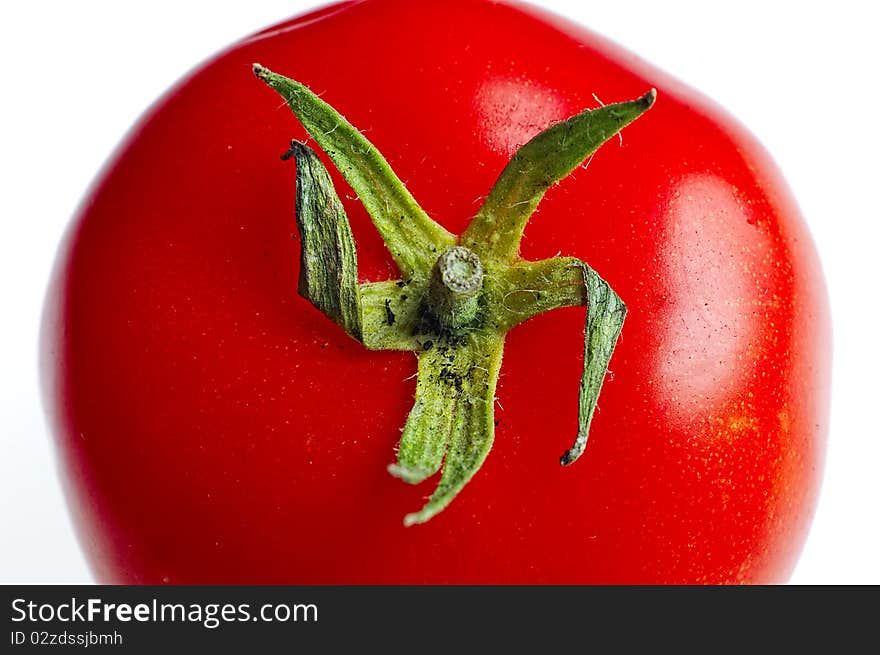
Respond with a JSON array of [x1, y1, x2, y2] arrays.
[[41, 0, 830, 583]]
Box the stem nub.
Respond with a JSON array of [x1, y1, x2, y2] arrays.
[[425, 246, 484, 330]]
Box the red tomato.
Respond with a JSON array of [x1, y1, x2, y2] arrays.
[[41, 0, 830, 583]]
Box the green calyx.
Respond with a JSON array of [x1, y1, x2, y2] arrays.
[[254, 63, 655, 525]]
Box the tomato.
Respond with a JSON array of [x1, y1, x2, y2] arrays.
[[41, 0, 830, 584]]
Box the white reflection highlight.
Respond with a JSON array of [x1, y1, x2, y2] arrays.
[[474, 76, 568, 157], [653, 174, 774, 423]]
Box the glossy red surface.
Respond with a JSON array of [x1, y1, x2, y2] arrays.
[[41, 0, 830, 583]]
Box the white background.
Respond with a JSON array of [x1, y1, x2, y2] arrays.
[[1, 1, 877, 584]]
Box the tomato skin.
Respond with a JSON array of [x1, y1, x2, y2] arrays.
[[41, 0, 829, 583]]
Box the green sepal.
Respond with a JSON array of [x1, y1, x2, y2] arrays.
[[286, 141, 427, 352], [287, 141, 363, 341], [463, 89, 656, 263], [387, 343, 472, 485], [391, 333, 506, 526], [564, 262, 627, 466], [494, 257, 627, 466]]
